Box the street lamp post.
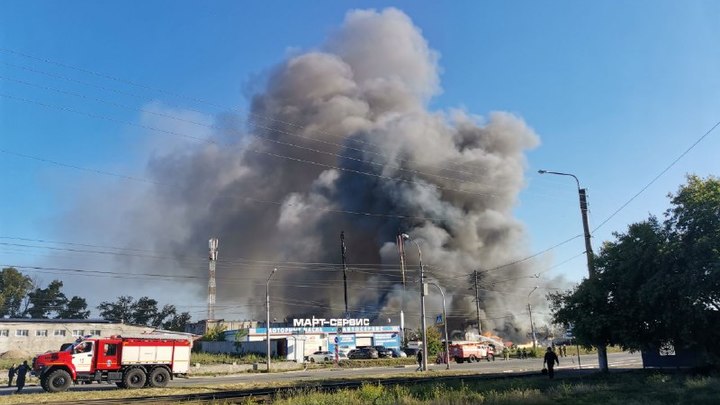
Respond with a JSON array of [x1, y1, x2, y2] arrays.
[[528, 286, 538, 351], [428, 282, 450, 370], [266, 268, 277, 372], [538, 169, 609, 372], [401, 233, 428, 372]]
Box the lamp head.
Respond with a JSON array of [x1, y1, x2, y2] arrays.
[[538, 170, 547, 174], [401, 233, 410, 240]]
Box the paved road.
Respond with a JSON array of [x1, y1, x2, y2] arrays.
[[0, 351, 642, 396]]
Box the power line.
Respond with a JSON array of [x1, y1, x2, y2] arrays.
[[0, 48, 490, 175], [592, 119, 720, 233], [0, 92, 506, 199], [0, 61, 494, 182], [2, 74, 502, 191]]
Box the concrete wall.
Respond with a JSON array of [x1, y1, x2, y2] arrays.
[[197, 340, 304, 362], [0, 321, 154, 356]]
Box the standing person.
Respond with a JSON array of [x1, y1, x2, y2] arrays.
[[562, 344, 567, 357], [7, 364, 16, 387], [543, 347, 559, 379], [416, 350, 423, 371], [502, 347, 509, 361], [15, 361, 29, 393]]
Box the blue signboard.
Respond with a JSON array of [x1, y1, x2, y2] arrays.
[[328, 334, 356, 353], [251, 325, 400, 335], [373, 333, 400, 349]]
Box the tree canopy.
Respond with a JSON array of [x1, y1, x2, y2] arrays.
[[97, 295, 191, 330], [550, 175, 720, 361], [0, 267, 33, 317], [26, 280, 89, 319]]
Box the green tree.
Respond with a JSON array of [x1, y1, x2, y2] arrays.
[[97, 295, 134, 322], [233, 328, 249, 351], [98, 296, 179, 327], [57, 297, 91, 319], [0, 267, 33, 317], [133, 297, 161, 326], [202, 324, 227, 341], [162, 312, 192, 332], [27, 280, 68, 318], [414, 326, 442, 357], [550, 175, 720, 360]]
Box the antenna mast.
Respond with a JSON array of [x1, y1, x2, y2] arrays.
[[208, 238, 219, 321]]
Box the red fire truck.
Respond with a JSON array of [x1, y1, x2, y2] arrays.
[[32, 334, 193, 393], [448, 341, 495, 363]]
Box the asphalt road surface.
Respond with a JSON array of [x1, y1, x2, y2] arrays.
[[0, 351, 642, 396]]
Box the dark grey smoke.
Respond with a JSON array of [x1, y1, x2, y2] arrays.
[[62, 8, 547, 341]]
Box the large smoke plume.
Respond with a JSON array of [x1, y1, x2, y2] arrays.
[[65, 8, 547, 341]]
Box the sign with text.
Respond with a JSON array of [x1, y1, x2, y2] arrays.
[[292, 318, 370, 327]]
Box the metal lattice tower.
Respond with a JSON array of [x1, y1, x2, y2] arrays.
[[208, 238, 219, 321]]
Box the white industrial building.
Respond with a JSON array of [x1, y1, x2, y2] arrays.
[[0, 319, 155, 356]]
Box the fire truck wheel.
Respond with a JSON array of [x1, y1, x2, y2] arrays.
[[469, 355, 477, 363], [40, 375, 50, 391], [148, 367, 171, 388], [46, 369, 72, 393], [123, 368, 147, 389]]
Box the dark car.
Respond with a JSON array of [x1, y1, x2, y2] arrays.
[[348, 347, 379, 359], [403, 348, 420, 357], [373, 346, 394, 358]]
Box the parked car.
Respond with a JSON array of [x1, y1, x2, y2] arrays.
[[348, 347, 379, 359], [389, 348, 407, 358], [403, 348, 420, 357], [305, 350, 346, 363], [373, 345, 394, 358]]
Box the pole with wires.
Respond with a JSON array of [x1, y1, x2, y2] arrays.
[[397, 234, 407, 345], [401, 234, 428, 372], [474, 270, 482, 336], [340, 231, 349, 317]]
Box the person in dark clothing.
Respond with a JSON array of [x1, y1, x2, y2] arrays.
[[7, 364, 16, 387], [15, 361, 29, 392], [416, 350, 423, 371], [543, 347, 559, 379]]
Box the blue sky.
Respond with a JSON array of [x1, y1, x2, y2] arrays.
[[1, 1, 719, 318]]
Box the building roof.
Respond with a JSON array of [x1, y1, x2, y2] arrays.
[[0, 318, 119, 324]]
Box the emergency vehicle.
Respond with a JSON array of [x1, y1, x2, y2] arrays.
[[32, 334, 192, 392], [448, 341, 495, 363]]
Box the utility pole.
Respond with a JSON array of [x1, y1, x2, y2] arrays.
[[528, 286, 538, 350], [474, 270, 482, 336], [528, 303, 537, 350], [579, 189, 595, 275], [402, 234, 428, 371], [266, 268, 277, 372], [397, 234, 407, 344], [578, 188, 608, 371], [538, 169, 608, 372], [340, 231, 349, 317], [207, 238, 219, 321]]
